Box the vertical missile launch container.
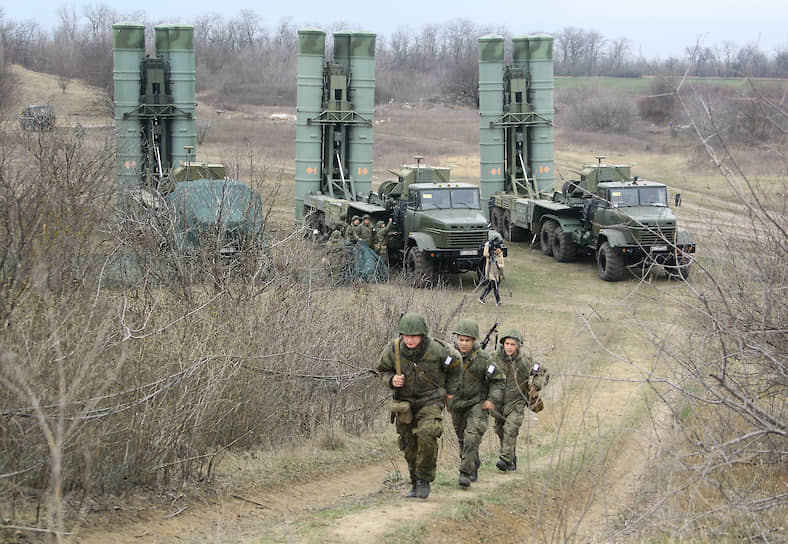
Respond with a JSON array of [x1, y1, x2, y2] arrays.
[[478, 34, 505, 207], [113, 23, 263, 256], [113, 23, 146, 200], [483, 35, 694, 281], [294, 29, 375, 220]]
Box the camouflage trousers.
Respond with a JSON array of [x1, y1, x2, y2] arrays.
[[494, 399, 525, 464], [396, 402, 443, 483], [450, 402, 489, 476]]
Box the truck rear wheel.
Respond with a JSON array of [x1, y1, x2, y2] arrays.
[[404, 247, 433, 287], [540, 220, 558, 256], [491, 207, 504, 235], [502, 210, 513, 241], [597, 242, 625, 281], [552, 230, 577, 262]]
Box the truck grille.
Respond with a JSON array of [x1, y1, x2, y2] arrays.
[[633, 225, 676, 246], [425, 228, 488, 249]]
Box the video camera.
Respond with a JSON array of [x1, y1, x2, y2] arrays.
[[486, 236, 507, 257]]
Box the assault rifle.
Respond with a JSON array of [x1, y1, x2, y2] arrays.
[[480, 322, 499, 350]]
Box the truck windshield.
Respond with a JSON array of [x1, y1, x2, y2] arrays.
[[417, 188, 480, 210], [610, 187, 668, 207]]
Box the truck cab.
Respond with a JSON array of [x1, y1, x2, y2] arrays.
[[398, 182, 489, 281], [586, 178, 695, 280]]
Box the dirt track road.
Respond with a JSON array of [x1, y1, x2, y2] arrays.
[[73, 285, 678, 544]]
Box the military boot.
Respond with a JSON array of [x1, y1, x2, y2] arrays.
[[496, 457, 516, 472], [458, 472, 471, 488], [405, 481, 418, 498], [412, 479, 430, 499], [470, 459, 481, 482]]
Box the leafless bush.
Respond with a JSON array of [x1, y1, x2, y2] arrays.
[[0, 127, 465, 539], [561, 84, 636, 133], [622, 75, 787, 541], [638, 75, 679, 124]]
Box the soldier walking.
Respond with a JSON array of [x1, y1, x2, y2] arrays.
[[377, 313, 461, 499], [448, 319, 505, 488], [492, 329, 548, 472]]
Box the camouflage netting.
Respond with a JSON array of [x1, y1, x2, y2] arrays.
[[351, 241, 389, 283]]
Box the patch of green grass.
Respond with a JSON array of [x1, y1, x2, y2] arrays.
[[383, 523, 426, 544]]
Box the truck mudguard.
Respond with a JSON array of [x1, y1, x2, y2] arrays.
[[598, 227, 631, 248], [676, 227, 693, 246], [407, 232, 438, 252]]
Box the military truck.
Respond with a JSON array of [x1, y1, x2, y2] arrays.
[[478, 34, 694, 281], [295, 29, 494, 285], [490, 158, 695, 281], [304, 158, 491, 284], [18, 105, 56, 131]]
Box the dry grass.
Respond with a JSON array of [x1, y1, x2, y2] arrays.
[[5, 64, 111, 127], [0, 64, 784, 543]]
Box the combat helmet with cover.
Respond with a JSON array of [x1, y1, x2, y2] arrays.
[[499, 328, 523, 344], [452, 318, 480, 339], [398, 312, 429, 336]]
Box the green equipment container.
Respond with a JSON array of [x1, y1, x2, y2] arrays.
[[526, 34, 554, 194], [295, 28, 326, 219], [113, 22, 145, 200], [347, 32, 376, 197], [478, 34, 505, 209], [165, 24, 197, 170]]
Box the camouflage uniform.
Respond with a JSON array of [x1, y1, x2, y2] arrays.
[[378, 313, 461, 498], [346, 216, 361, 243], [375, 220, 394, 262], [357, 214, 375, 247], [449, 319, 505, 486], [492, 329, 545, 471]]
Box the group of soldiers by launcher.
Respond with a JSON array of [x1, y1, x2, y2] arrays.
[[378, 312, 549, 499], [326, 214, 395, 259]]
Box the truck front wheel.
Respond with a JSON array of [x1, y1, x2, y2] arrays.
[[552, 230, 577, 262], [404, 247, 433, 287], [540, 220, 558, 256], [666, 255, 691, 280], [597, 242, 625, 281]]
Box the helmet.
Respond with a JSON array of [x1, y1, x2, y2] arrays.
[[362, 214, 371, 221], [398, 312, 428, 336], [352, 215, 360, 222], [329, 230, 342, 240], [452, 319, 479, 339], [377, 220, 384, 228], [499, 328, 523, 344]]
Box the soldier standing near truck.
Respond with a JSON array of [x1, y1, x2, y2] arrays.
[[492, 329, 548, 472], [377, 313, 462, 499], [357, 214, 375, 247], [448, 319, 505, 488]]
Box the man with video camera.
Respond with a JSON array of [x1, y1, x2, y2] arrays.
[[479, 239, 505, 306]]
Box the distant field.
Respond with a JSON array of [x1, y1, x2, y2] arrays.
[[554, 75, 783, 94]]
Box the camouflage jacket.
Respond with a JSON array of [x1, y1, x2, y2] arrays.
[[378, 336, 462, 409], [493, 347, 540, 406], [357, 223, 375, 247], [448, 344, 505, 411], [346, 223, 361, 242], [375, 222, 394, 245]]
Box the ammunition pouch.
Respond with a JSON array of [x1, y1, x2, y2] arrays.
[[390, 400, 413, 424], [527, 391, 544, 413]]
